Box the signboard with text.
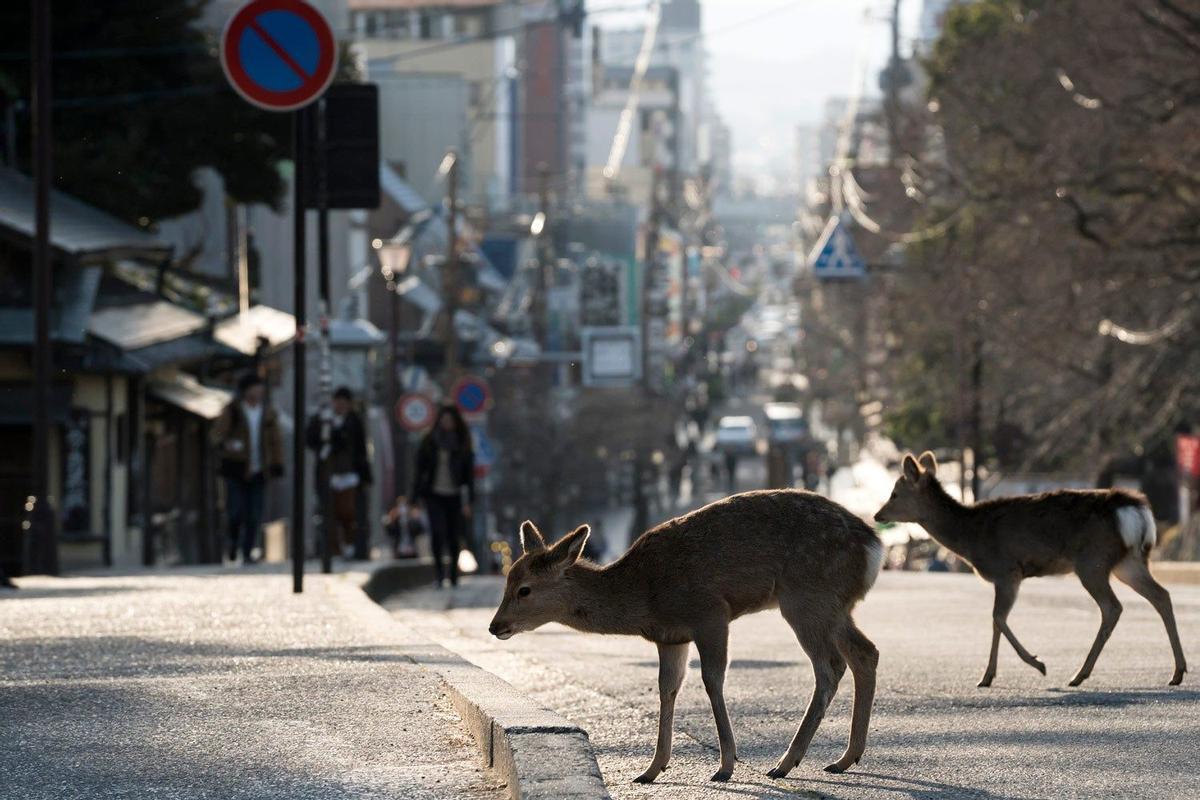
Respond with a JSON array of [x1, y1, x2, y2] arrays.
[[581, 326, 642, 388]]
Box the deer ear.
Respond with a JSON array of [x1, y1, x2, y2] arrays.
[[519, 520, 546, 555], [551, 524, 590, 567], [917, 451, 938, 475], [902, 454, 921, 482]]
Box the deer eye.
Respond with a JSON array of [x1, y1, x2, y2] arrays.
[[517, 586, 531, 598]]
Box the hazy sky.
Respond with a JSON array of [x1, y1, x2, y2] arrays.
[[598, 0, 923, 191]]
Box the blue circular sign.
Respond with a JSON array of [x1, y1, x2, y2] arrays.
[[453, 377, 491, 416], [221, 0, 337, 112]]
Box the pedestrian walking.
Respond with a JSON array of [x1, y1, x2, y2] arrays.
[[306, 386, 372, 558], [213, 373, 284, 563], [411, 404, 474, 587]]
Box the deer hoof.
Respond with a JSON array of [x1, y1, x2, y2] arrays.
[[1068, 674, 1087, 687], [632, 771, 658, 784], [710, 769, 732, 782], [766, 765, 790, 779], [1169, 668, 1185, 686], [977, 675, 994, 688], [1031, 658, 1047, 676]]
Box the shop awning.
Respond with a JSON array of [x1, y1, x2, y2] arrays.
[[148, 373, 232, 421], [213, 305, 295, 356], [0, 166, 171, 262], [88, 300, 208, 350]]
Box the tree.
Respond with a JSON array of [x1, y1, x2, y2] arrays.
[[884, 0, 1200, 475], [0, 0, 301, 226]]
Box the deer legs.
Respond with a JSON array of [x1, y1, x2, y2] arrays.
[[1068, 564, 1124, 686], [980, 578, 1046, 687], [826, 622, 879, 773], [695, 626, 737, 782], [767, 639, 844, 779], [633, 642, 689, 784], [768, 606, 878, 780], [1114, 556, 1188, 685]]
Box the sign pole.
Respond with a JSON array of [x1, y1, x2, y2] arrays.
[[315, 99, 335, 573], [291, 110, 307, 594], [27, 0, 58, 576]]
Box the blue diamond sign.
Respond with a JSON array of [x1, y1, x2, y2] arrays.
[[809, 214, 867, 279]]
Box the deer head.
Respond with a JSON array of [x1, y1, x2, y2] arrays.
[[874, 451, 939, 524], [488, 520, 591, 640]]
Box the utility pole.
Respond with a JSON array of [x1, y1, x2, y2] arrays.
[[442, 150, 460, 388], [884, 0, 903, 167], [27, 0, 58, 576], [641, 168, 661, 393]]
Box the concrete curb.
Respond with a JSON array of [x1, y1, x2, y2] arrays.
[[330, 571, 611, 800], [360, 559, 437, 603]]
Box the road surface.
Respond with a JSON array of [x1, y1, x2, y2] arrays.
[[389, 569, 1200, 799]]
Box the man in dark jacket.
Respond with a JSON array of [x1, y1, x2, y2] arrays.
[[306, 386, 372, 557], [213, 373, 284, 563]]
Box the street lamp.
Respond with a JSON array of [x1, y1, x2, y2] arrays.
[[373, 235, 414, 507]]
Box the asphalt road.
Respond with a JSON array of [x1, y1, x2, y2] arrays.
[[389, 569, 1200, 799]]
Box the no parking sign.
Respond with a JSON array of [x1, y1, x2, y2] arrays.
[[220, 0, 337, 112], [453, 376, 492, 418]]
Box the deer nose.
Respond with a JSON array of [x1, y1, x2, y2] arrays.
[[488, 622, 500, 636]]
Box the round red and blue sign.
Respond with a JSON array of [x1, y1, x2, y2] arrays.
[[220, 0, 337, 112], [453, 376, 492, 418]]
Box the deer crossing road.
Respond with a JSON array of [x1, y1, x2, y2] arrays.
[[390, 569, 1200, 799]]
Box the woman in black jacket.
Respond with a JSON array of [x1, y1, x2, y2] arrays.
[[412, 405, 474, 586]]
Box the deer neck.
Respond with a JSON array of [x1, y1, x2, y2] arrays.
[[918, 479, 974, 557], [558, 560, 646, 636]]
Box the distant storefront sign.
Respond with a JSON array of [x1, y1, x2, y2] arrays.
[[60, 409, 90, 532], [1177, 434, 1200, 479], [582, 326, 642, 388]]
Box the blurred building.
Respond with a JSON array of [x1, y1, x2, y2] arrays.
[[354, 0, 519, 211], [0, 168, 295, 573]]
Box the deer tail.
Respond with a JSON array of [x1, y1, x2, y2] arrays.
[[862, 536, 886, 593], [1115, 504, 1157, 555]]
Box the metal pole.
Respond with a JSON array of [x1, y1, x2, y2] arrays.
[[316, 99, 333, 573], [389, 279, 403, 501], [641, 168, 659, 393], [443, 151, 460, 387], [27, 0, 58, 576], [291, 112, 307, 594], [534, 162, 550, 348]]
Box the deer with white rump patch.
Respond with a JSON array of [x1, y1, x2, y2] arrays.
[[488, 489, 884, 784], [875, 451, 1187, 687]]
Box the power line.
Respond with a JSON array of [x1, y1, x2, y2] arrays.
[[604, 1, 661, 181]]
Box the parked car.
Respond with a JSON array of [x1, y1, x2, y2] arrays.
[[715, 415, 758, 455], [763, 402, 808, 445]]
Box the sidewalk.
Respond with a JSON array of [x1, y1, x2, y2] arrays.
[[0, 568, 505, 800]]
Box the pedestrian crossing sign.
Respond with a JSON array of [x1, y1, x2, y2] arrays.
[[808, 214, 867, 279]]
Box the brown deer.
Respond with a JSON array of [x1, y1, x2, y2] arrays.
[[488, 489, 885, 784], [875, 451, 1187, 688]]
